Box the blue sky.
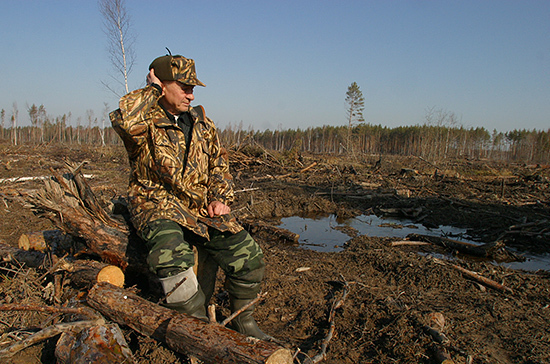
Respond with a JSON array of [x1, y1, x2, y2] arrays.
[[1, 1, 549, 132]]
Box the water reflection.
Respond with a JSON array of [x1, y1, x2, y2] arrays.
[[278, 214, 550, 271]]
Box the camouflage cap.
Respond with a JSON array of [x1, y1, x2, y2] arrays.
[[149, 55, 206, 87]]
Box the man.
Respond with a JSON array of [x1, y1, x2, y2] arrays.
[[110, 53, 268, 340]]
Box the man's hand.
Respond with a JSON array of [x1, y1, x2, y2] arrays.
[[146, 69, 163, 92], [207, 201, 231, 217]]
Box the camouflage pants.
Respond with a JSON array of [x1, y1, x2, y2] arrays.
[[139, 219, 265, 298]]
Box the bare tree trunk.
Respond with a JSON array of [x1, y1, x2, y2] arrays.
[[99, 0, 136, 96], [11, 102, 18, 146]]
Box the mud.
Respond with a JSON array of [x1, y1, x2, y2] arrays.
[[0, 143, 549, 364]]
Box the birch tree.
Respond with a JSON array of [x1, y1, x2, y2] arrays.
[[99, 0, 136, 95]]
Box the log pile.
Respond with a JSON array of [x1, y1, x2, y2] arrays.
[[0, 162, 293, 363]]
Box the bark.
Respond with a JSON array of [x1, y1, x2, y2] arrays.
[[87, 282, 293, 364], [58, 205, 130, 268], [0, 319, 104, 359], [55, 322, 134, 364]]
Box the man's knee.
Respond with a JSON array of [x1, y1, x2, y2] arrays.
[[140, 219, 195, 277], [209, 229, 265, 277]]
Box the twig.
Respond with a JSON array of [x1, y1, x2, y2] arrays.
[[0, 318, 104, 358], [390, 240, 431, 247], [416, 155, 440, 170], [0, 175, 94, 184], [158, 276, 188, 304], [0, 303, 100, 319], [220, 292, 267, 327], [309, 275, 349, 363], [234, 187, 260, 193], [208, 304, 217, 323], [300, 162, 318, 173], [38, 254, 68, 281]]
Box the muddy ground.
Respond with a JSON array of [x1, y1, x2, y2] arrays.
[[0, 143, 549, 364]]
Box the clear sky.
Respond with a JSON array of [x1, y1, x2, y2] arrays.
[[1, 0, 549, 132]]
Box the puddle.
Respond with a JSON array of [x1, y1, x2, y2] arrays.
[[278, 214, 550, 271]]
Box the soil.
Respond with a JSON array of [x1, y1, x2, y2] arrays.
[[0, 142, 549, 364]]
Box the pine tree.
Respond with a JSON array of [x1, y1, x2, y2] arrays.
[[345, 82, 365, 154]]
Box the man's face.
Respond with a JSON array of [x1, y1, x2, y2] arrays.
[[159, 81, 195, 115]]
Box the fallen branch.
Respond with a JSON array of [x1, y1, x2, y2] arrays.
[[390, 240, 431, 247], [300, 162, 318, 173], [416, 155, 440, 170], [0, 174, 94, 184], [307, 277, 349, 363], [30, 166, 131, 269], [433, 258, 513, 294]]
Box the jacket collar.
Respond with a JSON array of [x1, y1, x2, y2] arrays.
[[153, 103, 203, 128]]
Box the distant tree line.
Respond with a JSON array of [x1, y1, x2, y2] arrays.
[[222, 123, 550, 164], [0, 105, 548, 163]]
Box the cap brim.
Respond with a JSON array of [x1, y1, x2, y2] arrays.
[[177, 80, 206, 87]]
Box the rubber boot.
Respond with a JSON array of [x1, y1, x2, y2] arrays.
[[226, 267, 270, 340], [229, 296, 271, 340], [165, 288, 208, 321], [159, 267, 208, 321]]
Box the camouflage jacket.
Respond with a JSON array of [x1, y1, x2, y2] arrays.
[[110, 85, 242, 239]]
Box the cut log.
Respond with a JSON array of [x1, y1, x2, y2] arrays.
[[0, 241, 47, 267], [55, 322, 134, 364], [18, 229, 77, 256], [0, 242, 124, 288], [18, 230, 50, 252], [87, 282, 293, 364], [62, 260, 125, 288]]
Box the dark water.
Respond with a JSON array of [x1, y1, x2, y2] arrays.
[[278, 214, 550, 272]]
